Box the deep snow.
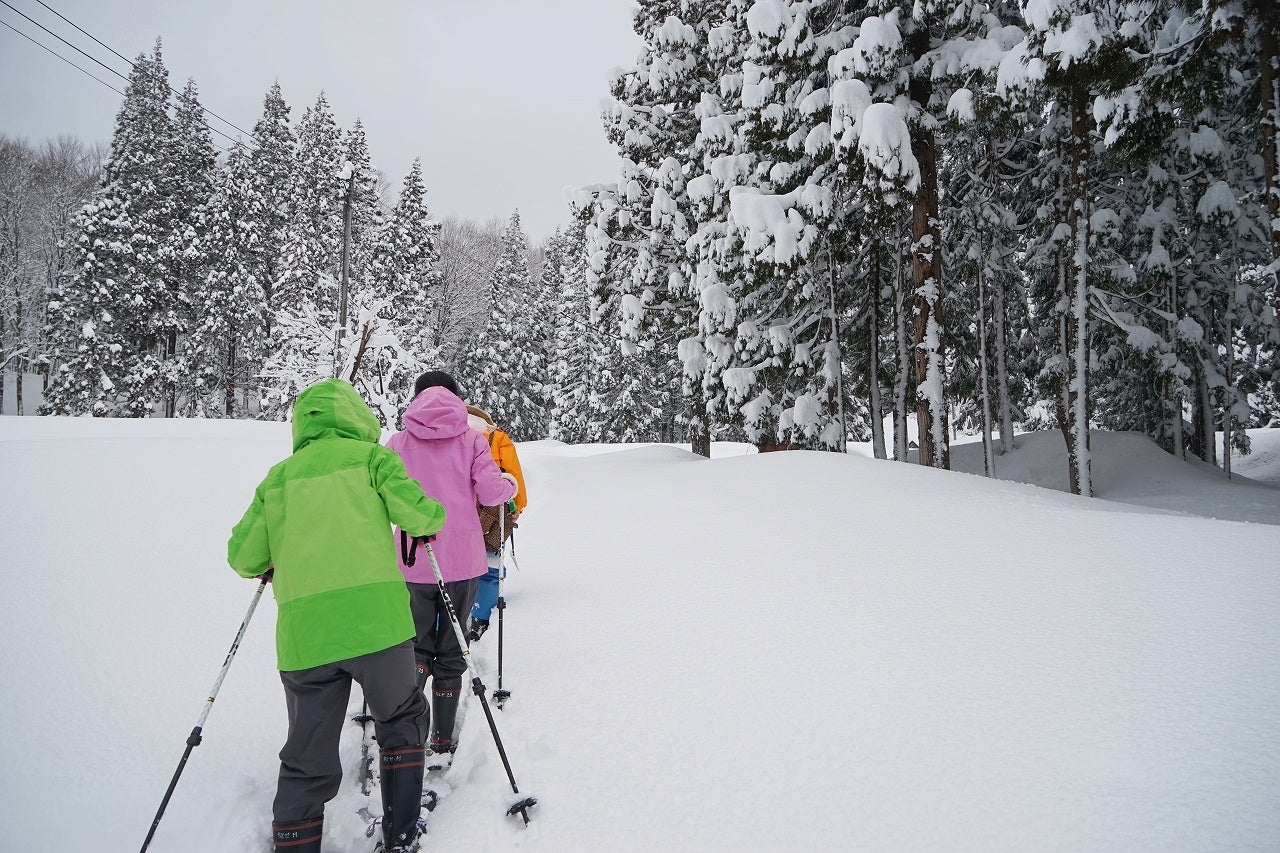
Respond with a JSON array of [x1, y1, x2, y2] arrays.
[[1, 419, 1278, 852]]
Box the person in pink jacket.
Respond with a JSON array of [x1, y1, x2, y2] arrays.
[[387, 370, 517, 755]]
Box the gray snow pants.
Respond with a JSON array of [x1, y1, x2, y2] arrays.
[[407, 578, 477, 683], [273, 639, 428, 823]]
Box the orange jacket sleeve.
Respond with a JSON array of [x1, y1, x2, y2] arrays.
[[491, 429, 527, 511]]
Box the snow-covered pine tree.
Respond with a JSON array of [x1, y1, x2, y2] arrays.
[[363, 157, 442, 417], [1172, 63, 1274, 466], [702, 0, 851, 452], [1005, 0, 1265, 492], [280, 92, 344, 312], [180, 142, 267, 417], [42, 43, 175, 416], [1078, 14, 1257, 463], [535, 227, 568, 430], [935, 7, 1034, 471], [163, 77, 217, 416], [457, 211, 545, 439], [1000, 2, 1148, 495], [842, 2, 1021, 467], [247, 82, 295, 318], [594, 0, 730, 455], [547, 220, 600, 442], [342, 118, 383, 287], [518, 229, 561, 438], [261, 92, 345, 418]]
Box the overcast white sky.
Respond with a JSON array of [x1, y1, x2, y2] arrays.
[[0, 0, 642, 242]]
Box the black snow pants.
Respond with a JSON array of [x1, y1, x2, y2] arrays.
[[273, 639, 428, 823], [407, 578, 477, 683]]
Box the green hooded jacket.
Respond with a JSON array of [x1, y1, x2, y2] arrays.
[[227, 379, 446, 671]]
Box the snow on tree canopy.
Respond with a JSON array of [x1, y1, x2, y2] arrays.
[[1196, 181, 1242, 222], [741, 62, 775, 110], [699, 279, 735, 328], [687, 173, 715, 204], [1028, 5, 1105, 69], [995, 40, 1046, 97], [677, 336, 707, 378], [947, 88, 976, 123], [792, 391, 823, 436], [858, 103, 920, 194], [929, 25, 1026, 78], [655, 15, 697, 48], [620, 292, 646, 339], [746, 0, 788, 41], [850, 10, 902, 79], [729, 187, 807, 265], [1185, 126, 1227, 159], [829, 79, 873, 149]]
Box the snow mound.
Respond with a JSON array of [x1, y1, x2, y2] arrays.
[[949, 430, 1280, 525]]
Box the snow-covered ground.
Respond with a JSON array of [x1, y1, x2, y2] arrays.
[[1, 418, 1278, 852]]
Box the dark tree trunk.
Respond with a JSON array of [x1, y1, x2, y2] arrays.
[[910, 126, 949, 469], [868, 252, 886, 460], [1064, 88, 1092, 497], [689, 389, 710, 458]]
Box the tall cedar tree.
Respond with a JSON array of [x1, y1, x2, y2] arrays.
[[458, 211, 545, 439], [365, 157, 443, 411], [43, 43, 175, 416], [181, 142, 267, 416]]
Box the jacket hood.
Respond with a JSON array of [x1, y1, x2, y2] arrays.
[[291, 379, 381, 452], [466, 404, 494, 426], [404, 386, 469, 440]]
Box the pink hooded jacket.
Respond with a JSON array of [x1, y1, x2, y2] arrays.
[[387, 387, 517, 584]]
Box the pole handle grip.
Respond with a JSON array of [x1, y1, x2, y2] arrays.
[[399, 530, 434, 566]]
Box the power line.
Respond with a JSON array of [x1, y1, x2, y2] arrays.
[[33, 0, 131, 66], [0, 0, 127, 82], [33, 0, 260, 145], [0, 15, 123, 97], [0, 11, 229, 153], [0, 0, 253, 151]]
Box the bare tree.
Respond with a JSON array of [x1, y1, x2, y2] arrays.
[[433, 215, 505, 367], [0, 135, 100, 414]]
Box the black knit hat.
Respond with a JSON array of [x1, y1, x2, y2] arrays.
[[414, 370, 462, 398]]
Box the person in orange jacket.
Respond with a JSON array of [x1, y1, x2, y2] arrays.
[[465, 402, 527, 641]]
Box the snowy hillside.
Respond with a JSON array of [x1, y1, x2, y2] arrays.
[[1, 419, 1278, 852], [947, 429, 1280, 525]]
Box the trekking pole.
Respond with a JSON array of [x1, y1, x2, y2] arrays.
[[400, 532, 537, 825], [493, 500, 510, 709], [139, 574, 270, 853]]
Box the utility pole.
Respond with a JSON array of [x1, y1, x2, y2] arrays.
[[334, 166, 355, 377]]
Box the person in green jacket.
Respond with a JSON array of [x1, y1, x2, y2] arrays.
[[228, 379, 446, 853]]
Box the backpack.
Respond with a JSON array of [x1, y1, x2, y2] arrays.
[[477, 501, 515, 553]]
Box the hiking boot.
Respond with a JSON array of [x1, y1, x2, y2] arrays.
[[379, 746, 425, 852], [430, 676, 462, 752], [468, 618, 489, 643]]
